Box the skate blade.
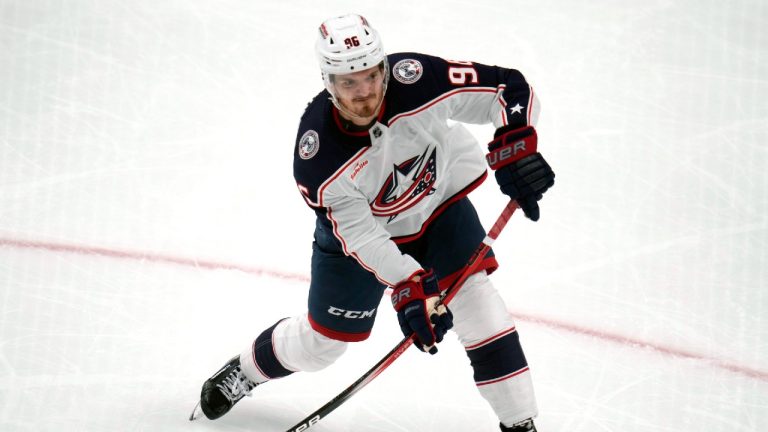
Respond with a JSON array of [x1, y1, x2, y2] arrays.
[[189, 401, 203, 421]]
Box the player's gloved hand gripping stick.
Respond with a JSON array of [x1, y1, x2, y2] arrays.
[[284, 200, 519, 432], [391, 268, 453, 354]]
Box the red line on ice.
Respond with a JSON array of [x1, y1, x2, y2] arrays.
[[2, 236, 766, 383], [0, 237, 309, 283], [513, 311, 768, 382]]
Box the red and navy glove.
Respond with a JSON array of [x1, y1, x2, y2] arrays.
[[391, 269, 453, 354], [486, 125, 555, 221]]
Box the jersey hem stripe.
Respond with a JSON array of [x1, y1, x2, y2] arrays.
[[391, 171, 488, 244], [437, 256, 499, 292]]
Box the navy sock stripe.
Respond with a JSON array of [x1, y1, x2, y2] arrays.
[[476, 366, 529, 386], [253, 319, 294, 379], [466, 330, 528, 383]]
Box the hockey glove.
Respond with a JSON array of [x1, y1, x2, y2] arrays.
[[486, 125, 555, 221], [391, 269, 453, 354]]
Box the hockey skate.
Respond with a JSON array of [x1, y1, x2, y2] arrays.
[[189, 355, 259, 421], [500, 419, 537, 432]]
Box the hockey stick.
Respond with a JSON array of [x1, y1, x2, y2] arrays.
[[284, 200, 519, 432]]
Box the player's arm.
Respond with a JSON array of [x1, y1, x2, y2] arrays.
[[423, 54, 555, 220], [419, 54, 539, 129], [321, 191, 421, 286]]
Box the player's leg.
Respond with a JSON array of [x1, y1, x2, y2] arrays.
[[239, 217, 388, 379], [197, 219, 386, 420], [399, 197, 538, 430], [450, 272, 538, 430]]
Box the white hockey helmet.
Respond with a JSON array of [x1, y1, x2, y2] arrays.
[[315, 14, 389, 100]]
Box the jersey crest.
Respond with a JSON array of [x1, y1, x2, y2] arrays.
[[371, 146, 437, 222]]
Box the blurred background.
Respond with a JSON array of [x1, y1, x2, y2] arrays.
[[1, 0, 766, 431]]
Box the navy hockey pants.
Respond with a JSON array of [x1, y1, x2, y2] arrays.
[[307, 197, 498, 342]]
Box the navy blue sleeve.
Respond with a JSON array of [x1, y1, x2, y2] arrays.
[[386, 52, 536, 129], [293, 90, 371, 209]]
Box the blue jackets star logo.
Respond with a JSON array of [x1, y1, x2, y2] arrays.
[[371, 147, 437, 222]]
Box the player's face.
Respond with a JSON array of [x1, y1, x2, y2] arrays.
[[332, 65, 385, 125]]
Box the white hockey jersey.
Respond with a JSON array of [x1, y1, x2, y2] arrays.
[[294, 52, 539, 287]]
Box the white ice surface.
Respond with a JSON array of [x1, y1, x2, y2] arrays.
[[1, 1, 766, 431]]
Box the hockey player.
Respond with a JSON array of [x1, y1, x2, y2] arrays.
[[195, 14, 554, 432]]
